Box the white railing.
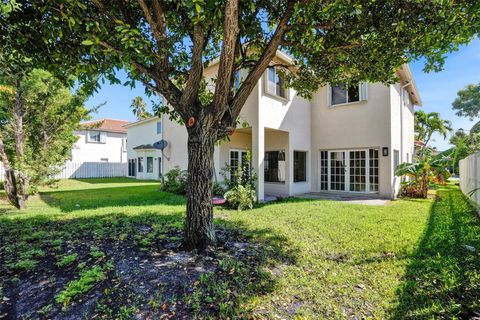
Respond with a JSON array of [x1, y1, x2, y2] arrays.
[[459, 152, 480, 210], [0, 161, 127, 181]]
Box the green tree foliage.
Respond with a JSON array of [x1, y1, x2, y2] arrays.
[[130, 96, 151, 120], [414, 110, 453, 147], [0, 69, 89, 208], [448, 129, 480, 174], [452, 82, 480, 120], [1, 0, 479, 249], [452, 82, 480, 135]]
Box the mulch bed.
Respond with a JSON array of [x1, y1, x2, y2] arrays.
[[0, 225, 271, 319]]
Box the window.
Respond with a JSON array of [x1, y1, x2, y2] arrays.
[[147, 157, 153, 173], [100, 158, 109, 163], [369, 149, 379, 192], [330, 83, 360, 105], [138, 157, 144, 172], [264, 151, 286, 183], [319, 151, 328, 190], [329, 83, 368, 106], [234, 71, 241, 90], [87, 131, 105, 143], [156, 121, 162, 134], [294, 151, 307, 182], [394, 150, 399, 171], [128, 159, 137, 177], [266, 67, 287, 99], [229, 150, 250, 182]]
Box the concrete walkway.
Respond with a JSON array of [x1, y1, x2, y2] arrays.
[[297, 192, 391, 206]]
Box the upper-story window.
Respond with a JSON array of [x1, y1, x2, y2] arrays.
[[156, 121, 162, 135], [329, 83, 367, 106], [86, 131, 106, 143], [234, 71, 241, 90], [266, 67, 287, 99]]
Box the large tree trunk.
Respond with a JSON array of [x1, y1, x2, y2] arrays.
[[183, 124, 217, 251]]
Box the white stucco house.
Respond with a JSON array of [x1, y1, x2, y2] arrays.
[[125, 51, 421, 200], [72, 119, 130, 163]]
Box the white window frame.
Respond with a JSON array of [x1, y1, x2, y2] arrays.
[[264, 67, 289, 101], [319, 148, 379, 193], [328, 82, 368, 107], [86, 130, 106, 144], [229, 149, 249, 179]]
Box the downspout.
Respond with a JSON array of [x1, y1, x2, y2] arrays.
[[400, 81, 412, 164]]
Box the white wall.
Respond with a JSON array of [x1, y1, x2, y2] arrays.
[[72, 130, 127, 163], [310, 83, 394, 198], [126, 116, 189, 180], [460, 152, 480, 210]]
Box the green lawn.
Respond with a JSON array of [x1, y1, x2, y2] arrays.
[[0, 178, 479, 319]]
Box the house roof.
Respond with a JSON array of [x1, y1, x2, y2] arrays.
[[81, 119, 130, 133], [396, 64, 423, 106], [123, 116, 159, 129]]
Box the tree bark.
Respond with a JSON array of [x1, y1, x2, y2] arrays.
[[183, 120, 217, 251]]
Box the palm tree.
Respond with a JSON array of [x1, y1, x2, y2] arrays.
[[414, 110, 453, 148], [130, 96, 151, 120]]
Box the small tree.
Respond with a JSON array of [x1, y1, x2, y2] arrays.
[[130, 96, 152, 120], [414, 110, 453, 150], [0, 69, 89, 209]]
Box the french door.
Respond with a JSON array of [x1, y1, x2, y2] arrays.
[[320, 149, 379, 193]]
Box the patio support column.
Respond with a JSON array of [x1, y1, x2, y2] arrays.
[[252, 125, 265, 201]]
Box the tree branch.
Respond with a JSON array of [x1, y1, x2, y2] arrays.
[[137, 0, 163, 45], [213, 0, 239, 113], [179, 25, 205, 113], [228, 0, 297, 121]]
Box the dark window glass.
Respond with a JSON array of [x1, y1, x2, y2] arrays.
[[147, 157, 153, 173], [264, 151, 286, 183], [294, 151, 307, 182], [138, 157, 144, 172], [331, 83, 360, 105], [331, 84, 347, 105]]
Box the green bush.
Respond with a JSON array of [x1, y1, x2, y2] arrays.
[[161, 166, 188, 195], [212, 182, 226, 196], [224, 185, 256, 211]]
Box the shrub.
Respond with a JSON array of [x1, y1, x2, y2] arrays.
[[161, 166, 188, 195], [212, 182, 226, 196], [224, 185, 256, 211]]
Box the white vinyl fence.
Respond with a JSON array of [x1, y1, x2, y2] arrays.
[[459, 152, 480, 210], [0, 161, 127, 181]]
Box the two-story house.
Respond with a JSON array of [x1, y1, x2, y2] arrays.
[[126, 51, 421, 199], [72, 118, 130, 163]]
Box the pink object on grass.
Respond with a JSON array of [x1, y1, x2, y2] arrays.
[[212, 196, 226, 205]]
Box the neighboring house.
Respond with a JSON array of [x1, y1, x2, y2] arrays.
[[126, 51, 421, 199], [72, 119, 130, 163]]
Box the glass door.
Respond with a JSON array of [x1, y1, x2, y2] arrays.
[[349, 150, 366, 192], [329, 151, 346, 191]]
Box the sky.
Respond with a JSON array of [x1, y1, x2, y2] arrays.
[[85, 38, 480, 151]]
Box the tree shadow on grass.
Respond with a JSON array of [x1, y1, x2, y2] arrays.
[[39, 185, 186, 212], [0, 208, 295, 319], [391, 186, 480, 319]]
